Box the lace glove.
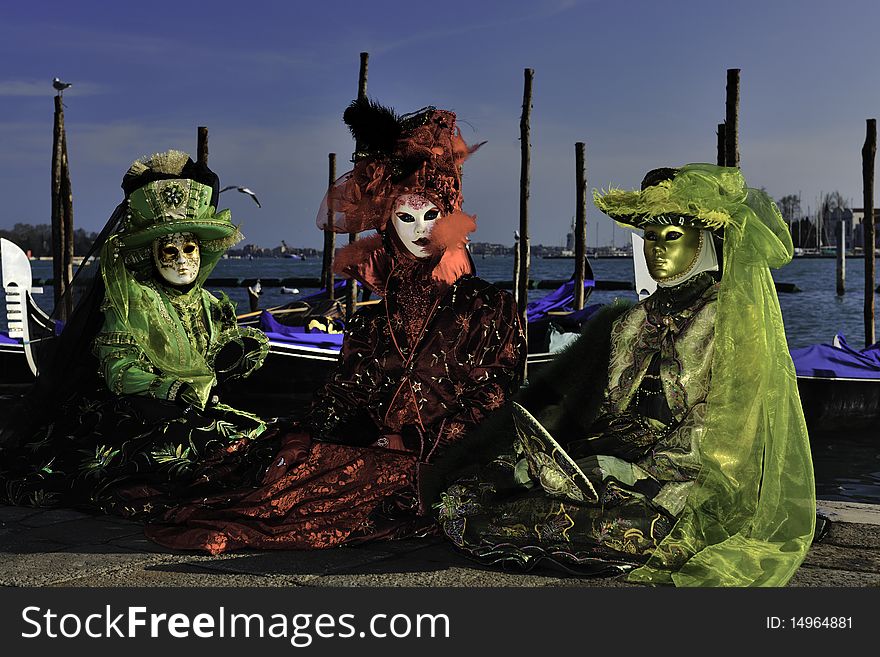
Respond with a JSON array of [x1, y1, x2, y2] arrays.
[[261, 429, 313, 485]]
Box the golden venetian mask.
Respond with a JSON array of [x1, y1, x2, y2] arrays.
[[642, 223, 702, 282]]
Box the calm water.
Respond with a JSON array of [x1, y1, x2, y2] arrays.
[[8, 255, 880, 503], [18, 254, 876, 349], [215, 254, 876, 351]]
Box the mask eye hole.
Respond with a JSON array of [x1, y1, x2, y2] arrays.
[[182, 243, 198, 255], [666, 230, 683, 241], [424, 209, 440, 221], [643, 231, 658, 241], [396, 212, 415, 223], [161, 246, 179, 258]]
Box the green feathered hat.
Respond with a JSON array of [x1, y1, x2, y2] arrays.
[[593, 163, 747, 233]]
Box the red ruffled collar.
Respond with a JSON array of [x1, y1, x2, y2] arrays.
[[333, 210, 476, 297]]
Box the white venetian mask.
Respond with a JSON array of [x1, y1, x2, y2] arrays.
[[391, 194, 441, 258], [152, 232, 201, 286]]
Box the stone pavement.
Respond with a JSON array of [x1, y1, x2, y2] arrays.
[[0, 500, 878, 587]]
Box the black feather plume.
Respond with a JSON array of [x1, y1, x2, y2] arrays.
[[343, 98, 402, 156]]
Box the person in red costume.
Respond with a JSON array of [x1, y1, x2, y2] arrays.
[[146, 99, 525, 553]]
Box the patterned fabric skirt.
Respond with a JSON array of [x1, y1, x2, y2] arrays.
[[145, 441, 430, 554], [436, 457, 676, 577], [0, 390, 268, 518]]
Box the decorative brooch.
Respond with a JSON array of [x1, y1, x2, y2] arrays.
[[161, 183, 184, 207]]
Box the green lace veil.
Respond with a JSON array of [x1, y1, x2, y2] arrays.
[[99, 170, 243, 408], [595, 163, 815, 586]]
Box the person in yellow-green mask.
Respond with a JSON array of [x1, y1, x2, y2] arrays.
[[433, 164, 815, 587]]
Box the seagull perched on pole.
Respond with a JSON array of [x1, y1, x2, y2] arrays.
[[52, 77, 71, 96], [219, 185, 262, 208]]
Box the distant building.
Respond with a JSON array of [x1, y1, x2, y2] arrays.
[[850, 208, 880, 250], [469, 242, 513, 256], [822, 207, 853, 248], [229, 243, 320, 258]]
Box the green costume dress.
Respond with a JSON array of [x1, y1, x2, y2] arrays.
[[436, 164, 816, 587], [93, 279, 265, 406], [1, 152, 269, 516]]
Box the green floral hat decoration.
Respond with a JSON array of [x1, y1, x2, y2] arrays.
[[593, 163, 747, 233]]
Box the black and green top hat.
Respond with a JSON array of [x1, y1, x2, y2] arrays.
[[111, 150, 240, 261]]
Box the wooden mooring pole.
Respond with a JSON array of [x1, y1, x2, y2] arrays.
[[357, 50, 368, 100], [60, 121, 73, 318], [574, 142, 587, 310], [863, 118, 876, 346], [51, 95, 74, 320], [837, 220, 845, 296], [512, 233, 520, 307], [518, 68, 534, 377], [346, 52, 369, 319], [725, 69, 740, 168], [197, 126, 209, 166], [323, 153, 337, 298]]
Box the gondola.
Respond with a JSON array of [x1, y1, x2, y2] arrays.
[[5, 236, 878, 431], [791, 336, 880, 433], [0, 237, 591, 417], [224, 276, 596, 416]]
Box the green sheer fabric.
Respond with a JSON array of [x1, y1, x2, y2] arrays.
[[596, 164, 815, 586], [99, 179, 243, 408]]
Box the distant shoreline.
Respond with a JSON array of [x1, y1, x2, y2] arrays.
[[26, 252, 877, 264], [542, 253, 874, 260]]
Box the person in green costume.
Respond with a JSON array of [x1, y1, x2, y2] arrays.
[[431, 164, 815, 587], [0, 150, 270, 517]]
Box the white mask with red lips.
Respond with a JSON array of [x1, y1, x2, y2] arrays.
[[390, 194, 441, 259], [152, 232, 201, 286]]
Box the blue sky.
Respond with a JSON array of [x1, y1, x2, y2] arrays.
[[1, 0, 878, 249]]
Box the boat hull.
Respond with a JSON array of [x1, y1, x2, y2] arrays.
[[225, 346, 880, 432], [796, 375, 880, 433], [4, 338, 879, 433]]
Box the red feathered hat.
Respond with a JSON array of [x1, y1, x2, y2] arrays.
[[317, 99, 481, 235], [317, 99, 482, 291]]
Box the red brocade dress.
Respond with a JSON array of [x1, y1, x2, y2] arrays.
[[146, 252, 524, 554]]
